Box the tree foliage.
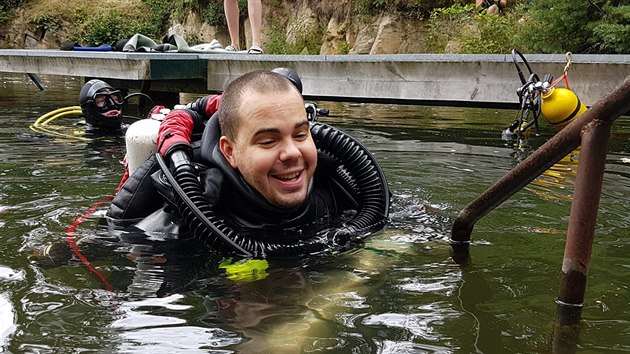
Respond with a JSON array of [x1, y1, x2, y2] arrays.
[[590, 3, 630, 53], [518, 0, 598, 53], [428, 0, 630, 54], [356, 0, 454, 18], [0, 0, 26, 25]]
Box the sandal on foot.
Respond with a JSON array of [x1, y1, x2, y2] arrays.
[[247, 45, 264, 54], [225, 45, 239, 52]]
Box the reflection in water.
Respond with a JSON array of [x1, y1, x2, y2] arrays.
[[1, 74, 629, 352], [90, 231, 464, 353], [0, 292, 17, 347], [528, 151, 578, 202]]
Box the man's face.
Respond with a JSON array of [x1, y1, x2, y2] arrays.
[[219, 88, 317, 209]]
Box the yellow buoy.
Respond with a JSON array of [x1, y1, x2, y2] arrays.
[[541, 87, 587, 130]]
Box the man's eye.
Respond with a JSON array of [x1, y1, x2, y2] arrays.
[[258, 140, 275, 146], [295, 132, 308, 140]]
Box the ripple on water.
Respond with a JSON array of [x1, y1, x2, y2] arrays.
[[110, 294, 191, 330], [362, 305, 458, 342], [116, 326, 241, 353], [375, 339, 454, 354], [107, 293, 242, 352], [0, 266, 26, 282], [0, 293, 17, 348], [398, 271, 460, 296]]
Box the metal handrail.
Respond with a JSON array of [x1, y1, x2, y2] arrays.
[[450, 76, 630, 351], [451, 76, 630, 246]]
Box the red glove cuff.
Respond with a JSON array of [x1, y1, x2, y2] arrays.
[[157, 110, 194, 156]]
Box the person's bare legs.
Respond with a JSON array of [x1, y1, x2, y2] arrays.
[[486, 4, 499, 14], [224, 0, 240, 49], [487, 0, 505, 14], [247, 0, 262, 48]]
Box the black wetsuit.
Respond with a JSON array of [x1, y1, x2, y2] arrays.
[[107, 97, 389, 255], [106, 120, 358, 245]]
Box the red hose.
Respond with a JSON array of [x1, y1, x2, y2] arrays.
[[66, 195, 114, 291]]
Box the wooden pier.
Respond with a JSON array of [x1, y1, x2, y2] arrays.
[[1, 49, 629, 108]]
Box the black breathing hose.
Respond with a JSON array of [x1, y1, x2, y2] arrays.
[[155, 151, 252, 256], [158, 122, 390, 258], [310, 123, 390, 241]]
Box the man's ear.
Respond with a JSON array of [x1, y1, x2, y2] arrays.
[[219, 136, 238, 169]]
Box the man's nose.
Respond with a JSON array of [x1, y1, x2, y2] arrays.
[[279, 139, 302, 161]]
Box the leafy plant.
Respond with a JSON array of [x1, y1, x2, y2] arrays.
[[32, 15, 60, 32], [142, 0, 177, 32], [293, 20, 325, 54], [426, 4, 475, 52], [0, 0, 25, 25], [515, 0, 597, 53], [201, 0, 249, 28], [80, 11, 148, 46], [590, 4, 630, 53], [264, 17, 325, 54], [264, 19, 295, 54], [202, 0, 226, 28], [337, 40, 351, 54], [461, 10, 519, 53], [355, 0, 388, 16]]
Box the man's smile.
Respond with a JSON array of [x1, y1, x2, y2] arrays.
[[272, 169, 303, 182]]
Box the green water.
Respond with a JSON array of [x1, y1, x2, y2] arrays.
[[1, 74, 629, 353]]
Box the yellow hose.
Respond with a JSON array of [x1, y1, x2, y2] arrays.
[[33, 106, 82, 126], [28, 124, 90, 141], [41, 109, 83, 126], [30, 106, 89, 141]]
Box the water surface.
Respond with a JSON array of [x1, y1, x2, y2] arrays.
[[1, 74, 629, 353]]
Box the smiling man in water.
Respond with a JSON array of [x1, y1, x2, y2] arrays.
[[107, 69, 390, 256], [217, 72, 317, 208]]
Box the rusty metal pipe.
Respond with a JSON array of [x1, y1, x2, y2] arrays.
[[556, 119, 612, 325], [551, 118, 612, 354], [451, 76, 630, 245]]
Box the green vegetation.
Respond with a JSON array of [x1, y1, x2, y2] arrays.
[[3, 0, 630, 54], [590, 3, 630, 53], [73, 0, 185, 45], [32, 14, 60, 33], [356, 0, 452, 18], [337, 41, 351, 54], [76, 11, 147, 46], [265, 18, 326, 54], [427, 3, 520, 53], [427, 0, 630, 54], [0, 0, 25, 25], [515, 0, 596, 53], [202, 0, 227, 28]]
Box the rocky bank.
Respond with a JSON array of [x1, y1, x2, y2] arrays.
[[1, 0, 430, 54]]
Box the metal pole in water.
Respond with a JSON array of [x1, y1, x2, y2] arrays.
[[27, 73, 45, 91], [557, 119, 612, 321], [551, 119, 612, 354]]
